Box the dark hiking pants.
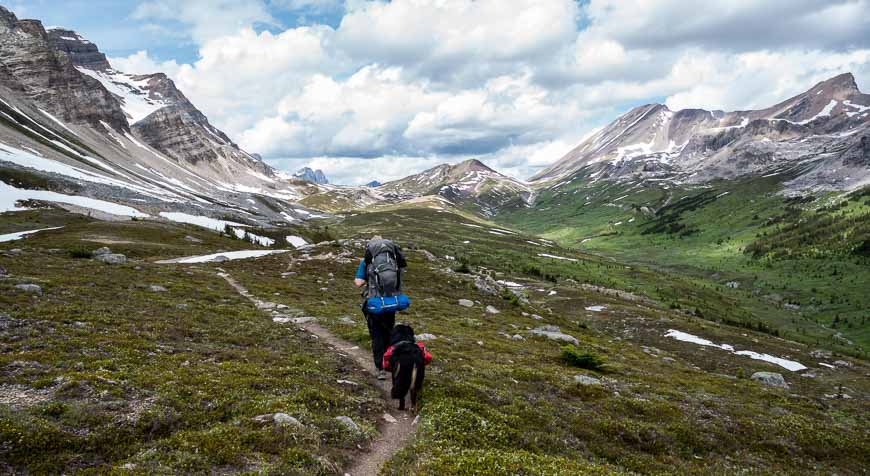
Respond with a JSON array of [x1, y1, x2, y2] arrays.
[[364, 307, 395, 370]]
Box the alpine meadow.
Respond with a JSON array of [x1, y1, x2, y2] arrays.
[[1, 1, 869, 475]]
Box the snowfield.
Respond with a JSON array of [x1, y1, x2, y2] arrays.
[[665, 329, 807, 371], [0, 226, 63, 243], [1, 181, 149, 217]]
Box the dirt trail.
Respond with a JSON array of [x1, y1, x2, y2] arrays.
[[217, 271, 416, 476]]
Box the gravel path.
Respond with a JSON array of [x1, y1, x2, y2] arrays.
[[218, 271, 417, 476]]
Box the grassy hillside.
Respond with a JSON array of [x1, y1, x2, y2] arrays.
[[498, 173, 870, 357], [1, 205, 867, 474]]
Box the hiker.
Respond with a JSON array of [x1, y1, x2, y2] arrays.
[[354, 236, 408, 380]]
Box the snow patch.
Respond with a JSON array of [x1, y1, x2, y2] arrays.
[[0, 226, 63, 243], [159, 212, 246, 232], [665, 329, 806, 371], [0, 181, 149, 217], [538, 253, 578, 262], [158, 250, 291, 264], [286, 235, 309, 248]]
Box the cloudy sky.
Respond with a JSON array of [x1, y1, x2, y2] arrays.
[[12, 0, 870, 184]]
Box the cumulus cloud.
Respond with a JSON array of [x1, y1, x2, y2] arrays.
[[108, 0, 870, 183]]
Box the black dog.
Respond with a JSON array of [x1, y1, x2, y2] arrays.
[[384, 324, 429, 412]]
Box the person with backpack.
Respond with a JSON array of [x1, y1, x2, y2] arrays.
[[354, 236, 408, 379]]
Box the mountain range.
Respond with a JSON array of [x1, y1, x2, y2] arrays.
[[0, 6, 313, 228]]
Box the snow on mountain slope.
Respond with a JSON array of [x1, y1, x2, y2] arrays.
[[532, 73, 870, 194], [74, 67, 170, 124], [0, 6, 312, 228]]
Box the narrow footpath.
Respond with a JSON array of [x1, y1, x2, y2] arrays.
[[217, 271, 417, 476]]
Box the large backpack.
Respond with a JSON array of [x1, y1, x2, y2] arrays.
[[366, 239, 401, 297], [364, 239, 410, 315]]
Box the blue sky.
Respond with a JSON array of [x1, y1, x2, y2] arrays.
[[7, 1, 870, 185]]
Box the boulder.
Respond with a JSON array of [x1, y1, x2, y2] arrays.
[[418, 249, 437, 262], [14, 284, 42, 295], [574, 375, 602, 385], [335, 416, 360, 432], [95, 254, 127, 265], [529, 325, 579, 346], [149, 285, 168, 292], [511, 334, 524, 341], [92, 247, 112, 257], [416, 333, 437, 341], [458, 299, 474, 307], [751, 372, 788, 389], [485, 305, 500, 315], [531, 314, 543, 320], [273, 413, 303, 427], [212, 255, 230, 263], [474, 275, 501, 295]]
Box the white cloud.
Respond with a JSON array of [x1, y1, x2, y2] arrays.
[[131, 0, 276, 43], [105, 0, 870, 184]]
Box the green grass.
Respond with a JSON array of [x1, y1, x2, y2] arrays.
[[498, 174, 870, 357], [1, 206, 868, 474]]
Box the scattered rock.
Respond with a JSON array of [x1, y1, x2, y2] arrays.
[[149, 285, 167, 293], [92, 247, 112, 257], [184, 235, 203, 243], [120, 463, 137, 470], [416, 333, 437, 341], [485, 305, 500, 314], [337, 379, 358, 386], [14, 284, 42, 295], [783, 303, 801, 311], [661, 357, 676, 363], [751, 372, 788, 389], [213, 255, 230, 263], [574, 375, 602, 385], [273, 413, 303, 427], [95, 254, 127, 265], [810, 349, 833, 359], [335, 416, 360, 432], [383, 413, 398, 424], [474, 275, 501, 295], [725, 281, 740, 289], [458, 299, 474, 307], [0, 265, 7, 276], [531, 314, 543, 320], [833, 360, 852, 368], [175, 303, 189, 310], [6, 249, 22, 255], [529, 325, 579, 346], [339, 316, 355, 325], [511, 334, 524, 341]]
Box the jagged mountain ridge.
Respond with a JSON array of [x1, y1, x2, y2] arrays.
[[294, 167, 329, 184], [0, 6, 309, 226], [377, 159, 533, 216], [531, 73, 870, 194]]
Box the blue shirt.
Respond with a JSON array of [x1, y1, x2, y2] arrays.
[[355, 259, 366, 280]]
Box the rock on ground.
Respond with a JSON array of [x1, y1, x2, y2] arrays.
[[529, 325, 579, 346], [273, 413, 303, 427], [416, 333, 437, 341], [474, 275, 501, 295], [335, 416, 360, 432], [184, 235, 203, 243], [458, 299, 474, 307], [95, 254, 127, 265], [149, 285, 167, 292], [574, 375, 602, 385], [751, 372, 788, 389], [485, 305, 500, 314], [92, 247, 112, 257], [14, 284, 42, 295], [0, 265, 7, 276]]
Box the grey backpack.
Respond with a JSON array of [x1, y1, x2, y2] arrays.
[[365, 239, 401, 298]]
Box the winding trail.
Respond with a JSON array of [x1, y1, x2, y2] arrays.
[[217, 271, 416, 476]]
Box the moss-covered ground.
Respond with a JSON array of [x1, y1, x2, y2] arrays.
[[1, 205, 867, 474]]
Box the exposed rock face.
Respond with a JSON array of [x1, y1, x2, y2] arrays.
[[531, 73, 870, 193], [0, 7, 128, 131], [751, 371, 789, 389], [294, 167, 329, 184], [46, 28, 110, 71]]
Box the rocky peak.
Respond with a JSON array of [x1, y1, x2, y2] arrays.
[[456, 158, 496, 174], [813, 73, 860, 98], [294, 167, 329, 184], [46, 28, 111, 71], [0, 7, 129, 131]]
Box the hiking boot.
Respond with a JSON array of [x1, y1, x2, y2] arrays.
[[377, 370, 387, 380]]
